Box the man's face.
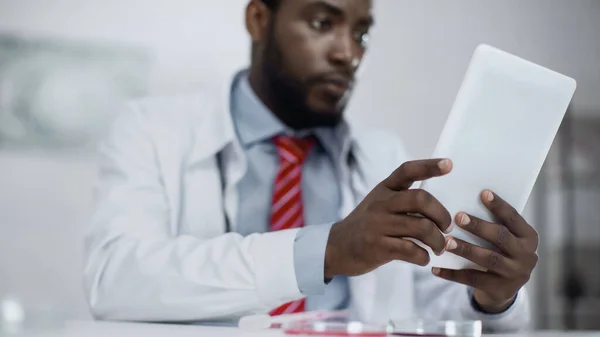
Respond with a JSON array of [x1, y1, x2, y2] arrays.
[[259, 0, 373, 128]]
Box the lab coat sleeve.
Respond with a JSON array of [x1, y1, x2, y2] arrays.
[[84, 103, 303, 322], [412, 265, 531, 333]]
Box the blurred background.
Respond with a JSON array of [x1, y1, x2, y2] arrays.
[[0, 0, 599, 331]]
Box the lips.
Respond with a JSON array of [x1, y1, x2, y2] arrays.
[[317, 76, 353, 97]]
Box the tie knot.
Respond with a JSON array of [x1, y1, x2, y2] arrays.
[[273, 135, 316, 164]]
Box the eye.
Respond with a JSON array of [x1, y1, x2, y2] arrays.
[[354, 31, 370, 47], [310, 18, 333, 31]]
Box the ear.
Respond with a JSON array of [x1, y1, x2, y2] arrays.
[[245, 0, 271, 44]]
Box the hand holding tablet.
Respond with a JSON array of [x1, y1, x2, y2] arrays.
[[406, 44, 577, 312], [416, 44, 576, 271]]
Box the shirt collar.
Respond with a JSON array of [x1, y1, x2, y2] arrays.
[[230, 71, 284, 146], [230, 70, 353, 160]]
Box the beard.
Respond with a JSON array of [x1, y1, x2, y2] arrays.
[[259, 23, 348, 129]]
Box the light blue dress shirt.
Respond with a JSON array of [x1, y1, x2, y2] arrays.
[[230, 71, 350, 311]]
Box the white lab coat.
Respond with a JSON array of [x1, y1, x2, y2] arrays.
[[84, 70, 531, 332]]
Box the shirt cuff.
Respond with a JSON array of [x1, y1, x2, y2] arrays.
[[462, 287, 530, 333], [293, 223, 334, 296], [468, 287, 518, 314]]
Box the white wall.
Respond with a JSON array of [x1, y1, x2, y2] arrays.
[[0, 151, 96, 320], [2, 0, 598, 155], [350, 0, 600, 157], [0, 0, 250, 96], [0, 0, 599, 324]]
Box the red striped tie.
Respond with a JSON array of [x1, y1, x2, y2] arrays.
[[269, 135, 316, 316]]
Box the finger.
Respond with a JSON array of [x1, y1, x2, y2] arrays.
[[481, 190, 536, 240], [383, 159, 452, 191], [432, 267, 498, 292], [444, 236, 517, 276], [383, 215, 446, 255], [381, 237, 430, 266], [455, 212, 521, 257], [387, 189, 452, 234]]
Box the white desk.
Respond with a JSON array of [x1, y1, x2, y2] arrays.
[[60, 321, 599, 337], [64, 321, 281, 337]]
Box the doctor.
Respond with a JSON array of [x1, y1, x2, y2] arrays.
[[84, 0, 538, 332]]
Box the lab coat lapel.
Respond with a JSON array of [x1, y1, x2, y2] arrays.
[[345, 137, 415, 325], [345, 145, 381, 324], [180, 69, 246, 236]]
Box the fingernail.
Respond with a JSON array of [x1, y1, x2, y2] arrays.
[[458, 213, 471, 226], [438, 159, 450, 171], [444, 222, 454, 234], [484, 190, 494, 202], [432, 267, 441, 275], [436, 247, 445, 256], [446, 238, 457, 250]]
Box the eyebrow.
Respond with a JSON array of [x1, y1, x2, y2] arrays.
[[358, 16, 375, 27], [306, 0, 345, 17], [304, 0, 375, 26]]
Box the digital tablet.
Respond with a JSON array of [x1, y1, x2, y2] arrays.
[[418, 44, 576, 270]]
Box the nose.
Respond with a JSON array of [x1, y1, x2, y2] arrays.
[[329, 30, 361, 70]]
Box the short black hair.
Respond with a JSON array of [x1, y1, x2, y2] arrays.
[[261, 0, 281, 11]]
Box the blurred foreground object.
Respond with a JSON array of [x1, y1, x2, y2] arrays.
[[1, 296, 24, 334], [0, 295, 65, 336], [390, 319, 482, 337], [0, 34, 151, 149]]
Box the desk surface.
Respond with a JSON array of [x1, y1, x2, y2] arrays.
[[62, 321, 599, 337]]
